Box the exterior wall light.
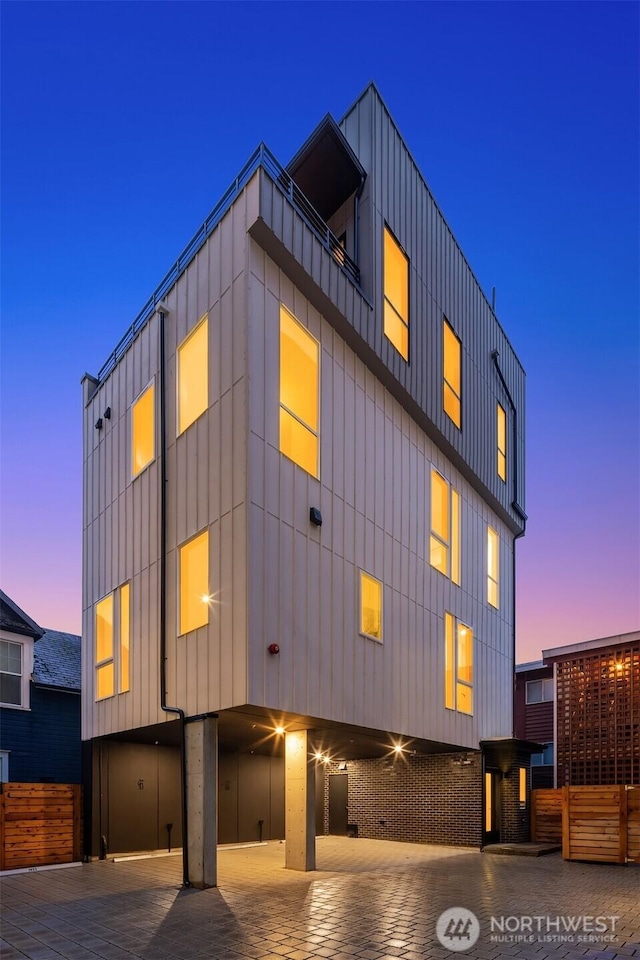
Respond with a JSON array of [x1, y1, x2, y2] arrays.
[[274, 726, 285, 735], [95, 417, 103, 430], [268, 643, 280, 655], [309, 507, 323, 526]]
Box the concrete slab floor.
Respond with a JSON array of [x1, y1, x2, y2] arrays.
[[0, 838, 638, 960]]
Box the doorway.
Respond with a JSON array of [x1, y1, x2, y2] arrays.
[[484, 769, 501, 844], [328, 774, 348, 835]]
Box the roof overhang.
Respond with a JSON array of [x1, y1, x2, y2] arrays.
[[287, 114, 366, 222], [0, 589, 45, 640], [543, 629, 640, 664]]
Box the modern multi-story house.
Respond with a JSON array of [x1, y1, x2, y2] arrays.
[[515, 661, 555, 788], [0, 590, 82, 784], [543, 631, 640, 788], [82, 83, 531, 886]]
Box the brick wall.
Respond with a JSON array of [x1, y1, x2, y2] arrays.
[[499, 746, 532, 843], [322, 752, 483, 847]]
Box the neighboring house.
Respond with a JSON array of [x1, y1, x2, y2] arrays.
[[515, 661, 555, 788], [543, 631, 640, 787], [82, 83, 532, 886], [0, 590, 81, 784]]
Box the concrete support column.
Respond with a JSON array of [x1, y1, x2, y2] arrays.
[[185, 716, 218, 888], [285, 729, 315, 871]]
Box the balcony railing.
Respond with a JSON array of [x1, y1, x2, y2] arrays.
[[97, 143, 360, 383]]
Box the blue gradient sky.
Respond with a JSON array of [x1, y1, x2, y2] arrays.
[[1, 2, 638, 662]]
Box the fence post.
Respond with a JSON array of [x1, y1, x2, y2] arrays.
[[72, 784, 83, 862], [0, 792, 5, 872], [561, 785, 570, 860], [619, 784, 628, 864]]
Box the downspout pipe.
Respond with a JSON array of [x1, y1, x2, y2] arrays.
[[491, 349, 527, 739], [158, 306, 191, 888]]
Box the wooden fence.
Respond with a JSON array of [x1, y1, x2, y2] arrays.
[[531, 789, 563, 843], [0, 782, 82, 871], [531, 785, 639, 863]]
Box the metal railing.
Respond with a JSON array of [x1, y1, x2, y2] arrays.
[[97, 143, 360, 382]]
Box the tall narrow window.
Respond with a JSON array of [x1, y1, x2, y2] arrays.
[[443, 320, 461, 428], [383, 226, 409, 360], [487, 526, 499, 608], [178, 316, 208, 435], [132, 382, 155, 478], [95, 594, 114, 700], [430, 470, 460, 584], [444, 613, 473, 715], [179, 530, 210, 635], [497, 403, 507, 481], [519, 767, 527, 808], [119, 583, 130, 693], [360, 571, 383, 642], [0, 641, 23, 707], [279, 305, 319, 478]]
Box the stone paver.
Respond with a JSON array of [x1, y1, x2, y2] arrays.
[[0, 839, 638, 960]]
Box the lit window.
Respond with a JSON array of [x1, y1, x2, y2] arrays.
[[179, 530, 209, 635], [526, 678, 554, 704], [383, 226, 409, 360], [497, 403, 506, 481], [95, 585, 130, 701], [95, 594, 114, 700], [279, 305, 319, 478], [430, 470, 460, 584], [519, 767, 527, 808], [119, 583, 130, 693], [178, 316, 208, 435], [0, 640, 23, 706], [444, 613, 473, 714], [131, 382, 155, 478], [487, 526, 499, 608], [360, 571, 383, 642], [443, 320, 461, 427]]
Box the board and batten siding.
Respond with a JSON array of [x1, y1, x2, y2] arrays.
[[246, 242, 513, 750], [82, 176, 260, 741], [339, 84, 525, 529]]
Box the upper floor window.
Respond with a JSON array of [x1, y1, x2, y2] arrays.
[[430, 469, 460, 584], [178, 316, 208, 435], [497, 403, 507, 481], [95, 594, 115, 700], [131, 382, 155, 478], [279, 305, 319, 478], [0, 640, 23, 707], [526, 677, 554, 704], [445, 613, 473, 714], [95, 584, 130, 701], [179, 530, 210, 635], [360, 571, 383, 642], [443, 319, 461, 428], [531, 743, 554, 766], [487, 526, 499, 608], [383, 226, 409, 360]]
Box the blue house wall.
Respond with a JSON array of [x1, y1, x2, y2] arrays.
[[0, 685, 81, 783]]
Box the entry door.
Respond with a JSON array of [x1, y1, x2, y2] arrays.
[[484, 770, 501, 844], [328, 774, 348, 835]]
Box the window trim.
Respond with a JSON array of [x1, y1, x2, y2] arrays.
[[497, 403, 507, 482], [0, 750, 9, 782], [487, 525, 499, 609], [131, 378, 156, 480], [383, 223, 409, 361], [279, 304, 320, 479], [358, 570, 383, 644], [443, 318, 462, 429], [525, 677, 554, 704], [444, 613, 473, 715], [429, 468, 461, 585], [95, 584, 131, 702], [177, 314, 209, 437], [0, 636, 31, 710], [178, 528, 210, 637]]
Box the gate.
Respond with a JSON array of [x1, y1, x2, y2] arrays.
[[0, 782, 82, 870]]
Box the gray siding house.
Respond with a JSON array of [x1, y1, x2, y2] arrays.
[[82, 84, 530, 886]]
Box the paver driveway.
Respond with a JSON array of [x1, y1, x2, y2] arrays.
[[1, 838, 638, 960]]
